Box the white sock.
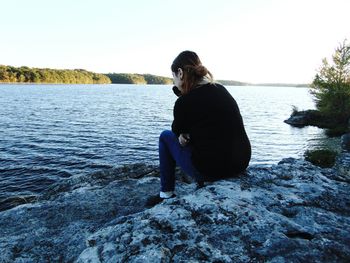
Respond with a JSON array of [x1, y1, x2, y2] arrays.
[[160, 191, 174, 199]]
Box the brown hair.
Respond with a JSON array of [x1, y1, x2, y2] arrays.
[[171, 51, 213, 95]]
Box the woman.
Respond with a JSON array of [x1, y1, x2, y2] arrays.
[[158, 51, 251, 200]]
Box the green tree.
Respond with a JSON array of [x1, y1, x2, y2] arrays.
[[310, 40, 350, 124], [0, 65, 10, 82], [106, 73, 172, 84], [0, 65, 112, 84], [143, 74, 172, 84]]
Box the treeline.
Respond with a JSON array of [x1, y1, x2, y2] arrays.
[[217, 80, 310, 87], [0, 65, 111, 84], [217, 80, 249, 86], [106, 73, 173, 84]]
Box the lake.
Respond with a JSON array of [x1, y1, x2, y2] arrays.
[[0, 84, 340, 207]]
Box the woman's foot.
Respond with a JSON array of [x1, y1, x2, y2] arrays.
[[145, 193, 176, 208]]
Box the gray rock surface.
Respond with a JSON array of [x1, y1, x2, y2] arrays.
[[284, 114, 309, 127], [0, 155, 350, 262], [341, 133, 350, 151]]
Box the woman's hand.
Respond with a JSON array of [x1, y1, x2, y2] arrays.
[[179, 133, 190, 147]]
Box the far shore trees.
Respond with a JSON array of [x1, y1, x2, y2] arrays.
[[0, 66, 111, 84], [0, 66, 174, 85], [106, 73, 172, 85]]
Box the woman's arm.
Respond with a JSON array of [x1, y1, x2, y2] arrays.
[[171, 98, 188, 136]]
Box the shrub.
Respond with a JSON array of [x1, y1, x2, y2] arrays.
[[304, 149, 338, 168], [325, 126, 349, 137]]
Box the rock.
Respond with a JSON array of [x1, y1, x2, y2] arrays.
[[284, 110, 341, 129], [334, 152, 350, 181], [0, 195, 38, 212], [1, 155, 350, 262], [341, 133, 350, 151], [0, 164, 194, 262], [284, 112, 309, 127]]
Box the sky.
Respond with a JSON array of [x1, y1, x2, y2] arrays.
[[1, 0, 349, 84]]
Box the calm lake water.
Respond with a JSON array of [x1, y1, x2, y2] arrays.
[[0, 84, 340, 206]]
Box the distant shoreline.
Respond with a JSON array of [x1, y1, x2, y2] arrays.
[[0, 82, 310, 87], [0, 65, 310, 87]]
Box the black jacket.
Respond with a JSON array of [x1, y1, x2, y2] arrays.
[[172, 83, 251, 180]]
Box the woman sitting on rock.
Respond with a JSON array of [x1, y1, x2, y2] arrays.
[[156, 50, 251, 201]]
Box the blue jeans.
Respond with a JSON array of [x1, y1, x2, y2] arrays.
[[159, 130, 202, 192]]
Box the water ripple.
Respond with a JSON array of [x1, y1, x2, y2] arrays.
[[0, 84, 339, 207]]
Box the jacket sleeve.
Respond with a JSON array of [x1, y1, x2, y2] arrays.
[[171, 98, 187, 137]]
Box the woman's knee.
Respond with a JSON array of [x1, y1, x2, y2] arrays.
[[159, 130, 176, 142]]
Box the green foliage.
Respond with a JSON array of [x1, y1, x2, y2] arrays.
[[143, 74, 173, 85], [325, 126, 349, 137], [304, 149, 338, 168], [106, 73, 147, 84], [0, 65, 111, 84], [310, 40, 350, 125], [0, 65, 173, 85], [106, 73, 172, 84]]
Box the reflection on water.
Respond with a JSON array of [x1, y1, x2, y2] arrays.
[[0, 84, 340, 204]]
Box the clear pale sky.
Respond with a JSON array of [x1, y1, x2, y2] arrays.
[[1, 0, 349, 83]]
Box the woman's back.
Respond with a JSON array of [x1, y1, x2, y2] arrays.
[[172, 83, 251, 180]]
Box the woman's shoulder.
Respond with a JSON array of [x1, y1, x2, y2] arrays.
[[212, 82, 226, 89], [183, 82, 226, 99], [198, 82, 227, 94], [201, 82, 225, 89], [174, 94, 187, 107], [191, 81, 223, 91]]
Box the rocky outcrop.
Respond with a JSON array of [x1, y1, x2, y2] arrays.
[[0, 155, 350, 262], [284, 110, 336, 128]]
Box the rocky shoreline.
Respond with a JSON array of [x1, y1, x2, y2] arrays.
[[0, 154, 350, 262], [284, 110, 349, 138]]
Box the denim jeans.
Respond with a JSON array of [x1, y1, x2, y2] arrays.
[[159, 130, 202, 192]]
